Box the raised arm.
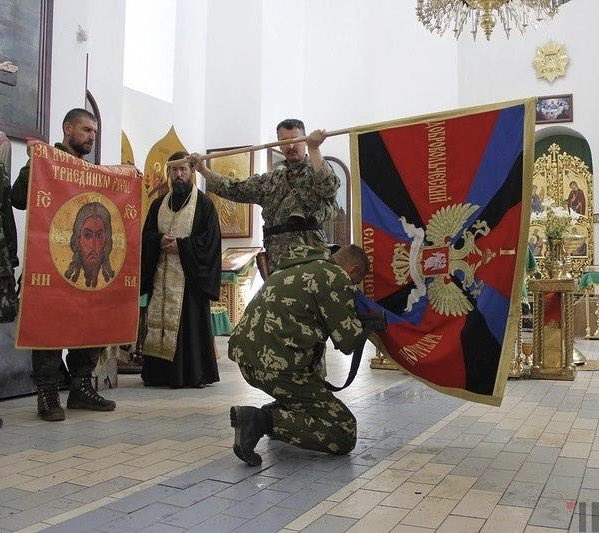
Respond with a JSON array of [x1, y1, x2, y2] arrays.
[[189, 153, 267, 205]]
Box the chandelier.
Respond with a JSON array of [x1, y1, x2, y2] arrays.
[[416, 1, 566, 41]]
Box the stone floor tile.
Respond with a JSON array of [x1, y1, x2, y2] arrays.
[[401, 496, 457, 529], [429, 474, 477, 500], [95, 502, 181, 532], [160, 479, 231, 507], [551, 457, 588, 479], [537, 433, 568, 448], [541, 475, 582, 500], [381, 482, 434, 509], [452, 489, 503, 519], [500, 481, 544, 508], [515, 462, 554, 484], [451, 457, 493, 477], [363, 469, 412, 492], [528, 447, 561, 464], [407, 463, 454, 485], [529, 497, 574, 529], [328, 489, 388, 519], [436, 515, 485, 533], [430, 447, 471, 465], [582, 468, 599, 490], [468, 442, 505, 459], [301, 514, 357, 533], [390, 454, 435, 472], [524, 527, 568, 533], [284, 500, 337, 531], [560, 442, 592, 459], [488, 451, 528, 471], [389, 525, 436, 532], [480, 505, 532, 533], [345, 505, 408, 533], [472, 468, 515, 492]]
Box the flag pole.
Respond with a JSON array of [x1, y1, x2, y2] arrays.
[[166, 128, 352, 166]]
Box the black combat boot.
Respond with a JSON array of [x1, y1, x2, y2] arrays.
[[230, 405, 273, 466], [37, 376, 65, 422], [67, 376, 116, 411]]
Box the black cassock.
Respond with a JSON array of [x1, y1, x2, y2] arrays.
[[141, 190, 222, 388]]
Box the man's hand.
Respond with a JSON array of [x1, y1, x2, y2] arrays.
[[187, 153, 209, 175], [306, 129, 327, 150], [160, 234, 179, 255]]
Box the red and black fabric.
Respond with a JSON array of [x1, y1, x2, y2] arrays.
[[354, 102, 531, 404]]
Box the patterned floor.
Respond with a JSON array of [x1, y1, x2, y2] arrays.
[[0, 338, 598, 532]]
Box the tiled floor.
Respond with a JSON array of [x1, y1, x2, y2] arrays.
[[0, 337, 598, 532]]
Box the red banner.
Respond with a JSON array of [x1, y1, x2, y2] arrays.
[[16, 141, 142, 348], [352, 99, 535, 405]]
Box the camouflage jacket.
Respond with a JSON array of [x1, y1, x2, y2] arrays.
[[206, 156, 339, 269], [228, 246, 364, 374]]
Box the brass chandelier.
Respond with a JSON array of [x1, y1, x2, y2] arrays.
[[416, 1, 566, 41]]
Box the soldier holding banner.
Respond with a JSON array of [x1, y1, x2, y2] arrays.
[[12, 108, 116, 422], [189, 119, 339, 273]]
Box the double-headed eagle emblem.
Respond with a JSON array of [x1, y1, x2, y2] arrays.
[[392, 203, 496, 317]]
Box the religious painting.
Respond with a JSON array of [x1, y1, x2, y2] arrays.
[[207, 147, 254, 238], [142, 126, 187, 223], [562, 168, 588, 216], [529, 224, 547, 258], [0, 0, 53, 141], [323, 156, 351, 246], [221, 246, 262, 273], [567, 224, 588, 258], [530, 142, 594, 277], [535, 94, 573, 124], [50, 194, 126, 291], [267, 148, 286, 171]]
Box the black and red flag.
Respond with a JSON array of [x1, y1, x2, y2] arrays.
[[351, 99, 534, 405]]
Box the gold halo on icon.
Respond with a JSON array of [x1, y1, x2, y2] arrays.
[[49, 192, 126, 291]]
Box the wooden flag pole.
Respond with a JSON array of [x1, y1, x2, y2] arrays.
[[166, 127, 352, 166]]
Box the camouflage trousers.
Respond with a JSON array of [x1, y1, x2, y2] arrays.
[[238, 364, 356, 455]]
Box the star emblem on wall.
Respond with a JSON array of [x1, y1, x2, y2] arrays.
[[533, 41, 569, 83]]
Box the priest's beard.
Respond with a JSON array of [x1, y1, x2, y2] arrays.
[[171, 181, 193, 210]]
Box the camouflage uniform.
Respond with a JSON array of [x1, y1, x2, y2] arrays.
[[229, 246, 364, 454], [206, 156, 339, 270]]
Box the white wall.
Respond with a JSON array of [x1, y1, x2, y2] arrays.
[[457, 0, 598, 254], [8, 0, 126, 274], [302, 0, 459, 164]]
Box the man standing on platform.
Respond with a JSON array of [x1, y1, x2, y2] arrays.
[[141, 151, 222, 388], [227, 244, 370, 466], [12, 108, 116, 422], [189, 119, 339, 273]]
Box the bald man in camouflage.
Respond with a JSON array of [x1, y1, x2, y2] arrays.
[[227, 244, 370, 466]]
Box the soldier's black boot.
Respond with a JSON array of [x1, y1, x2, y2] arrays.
[[230, 406, 273, 466], [67, 377, 116, 411], [37, 377, 65, 422]]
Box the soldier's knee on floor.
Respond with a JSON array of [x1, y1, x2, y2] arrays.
[[327, 414, 357, 455]]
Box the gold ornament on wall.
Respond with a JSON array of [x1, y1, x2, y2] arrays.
[[533, 41, 569, 83]]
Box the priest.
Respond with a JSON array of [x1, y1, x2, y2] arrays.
[[141, 151, 222, 388]]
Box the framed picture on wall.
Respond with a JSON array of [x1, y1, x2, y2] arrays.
[[207, 147, 254, 238], [0, 0, 53, 141], [535, 94, 573, 124], [267, 147, 286, 171]]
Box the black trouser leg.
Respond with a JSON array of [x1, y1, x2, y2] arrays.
[[66, 348, 101, 378]]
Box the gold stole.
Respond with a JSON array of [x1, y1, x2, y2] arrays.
[[144, 188, 198, 361]]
